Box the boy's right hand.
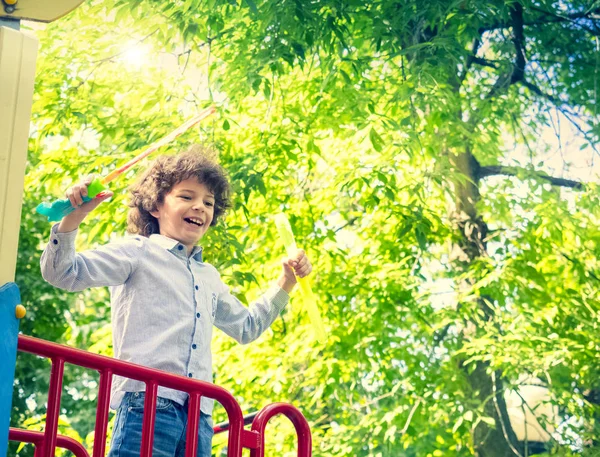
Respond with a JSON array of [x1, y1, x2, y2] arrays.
[[65, 175, 113, 214], [57, 176, 113, 233]]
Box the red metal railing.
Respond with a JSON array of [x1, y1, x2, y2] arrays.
[[8, 428, 89, 457], [11, 335, 312, 457], [251, 404, 312, 457]]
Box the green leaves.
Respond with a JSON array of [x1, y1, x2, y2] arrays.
[[244, 0, 258, 15], [369, 128, 384, 152], [11, 0, 600, 456]]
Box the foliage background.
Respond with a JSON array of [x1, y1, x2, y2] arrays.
[[9, 0, 600, 456]]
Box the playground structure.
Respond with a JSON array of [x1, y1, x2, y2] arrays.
[[0, 2, 313, 456]]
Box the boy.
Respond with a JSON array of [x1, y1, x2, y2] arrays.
[[40, 145, 312, 457]]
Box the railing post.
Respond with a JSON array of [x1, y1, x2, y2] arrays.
[[140, 382, 158, 457], [42, 357, 65, 457], [185, 393, 201, 457], [226, 413, 244, 457], [92, 369, 113, 457]]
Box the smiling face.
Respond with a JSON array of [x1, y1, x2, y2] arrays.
[[150, 178, 215, 254]]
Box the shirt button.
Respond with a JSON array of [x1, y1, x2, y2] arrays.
[[196, 313, 200, 318], [192, 344, 197, 349], [188, 373, 193, 377], [53, 239, 58, 245], [195, 285, 199, 290], [178, 245, 183, 250]]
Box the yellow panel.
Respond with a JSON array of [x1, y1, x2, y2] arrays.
[[1, 0, 84, 23], [0, 27, 38, 285]]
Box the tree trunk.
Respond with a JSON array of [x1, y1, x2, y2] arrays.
[[451, 148, 522, 457], [466, 364, 522, 457]]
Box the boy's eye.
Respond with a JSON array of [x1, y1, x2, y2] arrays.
[[180, 196, 191, 200], [205, 201, 214, 207]]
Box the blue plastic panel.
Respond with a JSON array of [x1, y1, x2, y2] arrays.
[[0, 282, 21, 457]]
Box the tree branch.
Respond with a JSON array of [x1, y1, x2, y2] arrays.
[[518, 77, 600, 158], [458, 39, 482, 86], [400, 398, 423, 434], [70, 29, 160, 91], [478, 165, 585, 190], [91, 29, 159, 64], [513, 389, 557, 445], [560, 252, 600, 282], [529, 5, 600, 28], [479, 6, 600, 33], [471, 56, 499, 69], [484, 4, 527, 100], [333, 217, 358, 233], [519, 80, 563, 107], [510, 3, 527, 84], [492, 371, 524, 457]]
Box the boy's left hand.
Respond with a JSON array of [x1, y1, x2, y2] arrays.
[[279, 249, 312, 293]]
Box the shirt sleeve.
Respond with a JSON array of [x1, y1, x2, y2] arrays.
[[213, 275, 289, 345], [40, 224, 142, 292]]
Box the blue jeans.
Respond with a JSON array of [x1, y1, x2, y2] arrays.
[[108, 392, 213, 457]]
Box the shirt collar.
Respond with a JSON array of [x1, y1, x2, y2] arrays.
[[148, 234, 203, 262]]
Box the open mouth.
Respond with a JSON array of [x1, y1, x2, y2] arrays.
[[184, 218, 204, 227]]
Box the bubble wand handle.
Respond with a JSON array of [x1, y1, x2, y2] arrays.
[[274, 213, 327, 343]]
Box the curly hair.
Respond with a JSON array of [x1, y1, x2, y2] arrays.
[[127, 145, 231, 237]]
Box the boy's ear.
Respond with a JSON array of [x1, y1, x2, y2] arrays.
[[149, 209, 160, 219]]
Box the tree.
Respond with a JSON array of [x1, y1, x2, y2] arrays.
[[11, 0, 600, 456]]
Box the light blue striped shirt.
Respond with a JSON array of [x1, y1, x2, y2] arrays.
[[40, 224, 289, 414]]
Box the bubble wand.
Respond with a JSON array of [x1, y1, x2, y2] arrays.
[[36, 106, 216, 221], [274, 213, 327, 343]]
